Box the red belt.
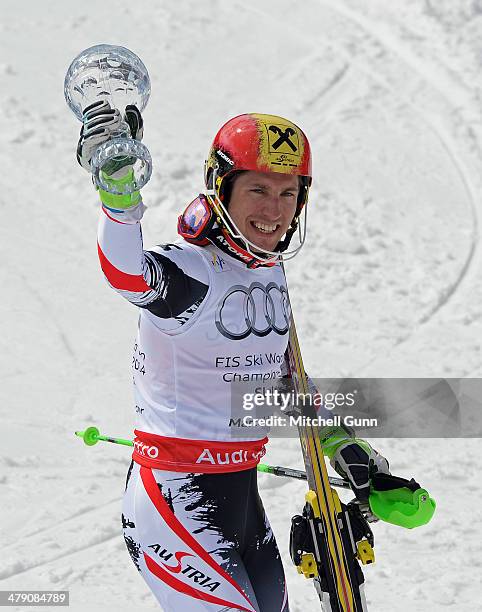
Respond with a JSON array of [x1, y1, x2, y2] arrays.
[[132, 429, 268, 473]]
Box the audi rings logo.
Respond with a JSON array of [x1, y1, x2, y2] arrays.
[[215, 282, 290, 340]]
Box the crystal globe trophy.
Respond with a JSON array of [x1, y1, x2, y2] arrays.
[[64, 44, 152, 195]]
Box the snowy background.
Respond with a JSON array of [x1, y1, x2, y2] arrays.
[[1, 0, 481, 610]]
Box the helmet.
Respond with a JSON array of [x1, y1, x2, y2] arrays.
[[178, 113, 312, 267]]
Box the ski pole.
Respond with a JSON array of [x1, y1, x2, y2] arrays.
[[74, 426, 350, 488], [75, 426, 133, 447], [257, 462, 350, 489], [74, 426, 435, 528]]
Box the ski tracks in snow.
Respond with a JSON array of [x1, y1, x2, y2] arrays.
[[237, 0, 481, 369], [0, 497, 121, 582], [315, 0, 481, 362]]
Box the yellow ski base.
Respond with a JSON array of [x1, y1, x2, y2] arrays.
[[357, 540, 375, 565], [297, 553, 319, 579], [305, 490, 321, 518]]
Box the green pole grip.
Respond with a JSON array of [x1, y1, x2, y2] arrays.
[[369, 486, 436, 529]]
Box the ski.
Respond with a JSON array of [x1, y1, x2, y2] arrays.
[[285, 312, 372, 611]]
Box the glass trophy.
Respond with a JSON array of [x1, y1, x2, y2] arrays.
[[64, 44, 152, 195]]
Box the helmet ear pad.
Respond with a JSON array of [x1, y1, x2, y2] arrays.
[[296, 175, 311, 213], [218, 170, 247, 208]]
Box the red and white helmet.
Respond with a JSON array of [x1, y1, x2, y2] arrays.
[[178, 113, 312, 267]]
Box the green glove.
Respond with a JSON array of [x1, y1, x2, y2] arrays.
[[98, 168, 141, 212]]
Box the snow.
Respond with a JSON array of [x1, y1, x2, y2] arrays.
[[1, 1, 481, 610]]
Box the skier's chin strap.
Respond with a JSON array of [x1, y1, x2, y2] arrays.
[[205, 173, 308, 265], [207, 226, 278, 269], [277, 222, 299, 253]]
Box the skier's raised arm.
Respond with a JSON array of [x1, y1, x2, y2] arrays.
[[76, 101, 209, 324]]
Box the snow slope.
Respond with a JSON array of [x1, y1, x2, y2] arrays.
[[1, 1, 481, 610]]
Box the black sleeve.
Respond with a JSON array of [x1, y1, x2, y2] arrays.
[[139, 250, 209, 321]]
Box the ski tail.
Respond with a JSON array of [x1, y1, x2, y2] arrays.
[[286, 311, 369, 611]]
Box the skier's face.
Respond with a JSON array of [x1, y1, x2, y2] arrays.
[[228, 171, 299, 252]]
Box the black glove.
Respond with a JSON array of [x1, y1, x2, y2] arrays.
[[330, 439, 390, 502], [124, 104, 143, 140], [76, 100, 143, 173]]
